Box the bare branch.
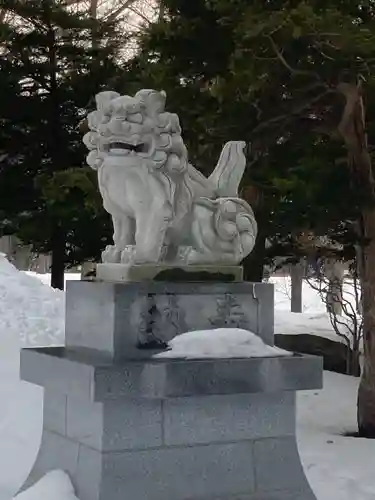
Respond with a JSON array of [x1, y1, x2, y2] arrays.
[[266, 35, 320, 80], [314, 47, 335, 61], [128, 5, 152, 24], [305, 268, 363, 356], [105, 0, 139, 22], [61, 0, 83, 6], [252, 88, 333, 135]]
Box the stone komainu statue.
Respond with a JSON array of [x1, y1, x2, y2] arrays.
[[83, 89, 257, 265]]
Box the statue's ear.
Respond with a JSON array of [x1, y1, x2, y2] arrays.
[[95, 91, 120, 112], [158, 90, 167, 111]]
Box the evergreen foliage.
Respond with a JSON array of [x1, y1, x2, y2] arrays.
[[129, 0, 375, 277], [0, 0, 127, 288]]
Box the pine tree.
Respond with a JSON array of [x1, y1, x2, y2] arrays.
[[0, 0, 126, 288], [130, 0, 375, 435], [128, 0, 371, 279]]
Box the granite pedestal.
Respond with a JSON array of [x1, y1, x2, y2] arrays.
[[64, 281, 275, 355], [20, 281, 322, 500]]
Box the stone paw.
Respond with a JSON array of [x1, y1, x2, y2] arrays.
[[102, 245, 121, 264], [120, 246, 136, 264]]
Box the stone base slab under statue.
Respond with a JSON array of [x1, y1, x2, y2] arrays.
[[19, 281, 322, 500], [94, 263, 244, 283]]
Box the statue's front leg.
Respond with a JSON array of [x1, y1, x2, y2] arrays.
[[102, 215, 135, 264], [102, 244, 121, 264], [116, 217, 137, 264], [134, 206, 171, 264]]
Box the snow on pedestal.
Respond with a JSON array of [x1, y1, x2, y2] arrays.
[[155, 327, 292, 359]]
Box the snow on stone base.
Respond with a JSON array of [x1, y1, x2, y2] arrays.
[[154, 328, 291, 359], [14, 471, 78, 500]]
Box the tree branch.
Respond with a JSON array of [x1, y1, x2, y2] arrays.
[[105, 0, 139, 22], [127, 5, 152, 24], [252, 88, 332, 135], [266, 35, 321, 80]]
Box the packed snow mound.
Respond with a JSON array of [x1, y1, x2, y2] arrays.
[[154, 328, 291, 359], [275, 310, 355, 344], [14, 470, 78, 500], [0, 254, 64, 347], [298, 373, 375, 500]]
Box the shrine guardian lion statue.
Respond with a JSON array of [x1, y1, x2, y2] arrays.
[[83, 89, 257, 265]]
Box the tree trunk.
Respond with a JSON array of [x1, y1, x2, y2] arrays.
[[241, 186, 267, 282], [243, 230, 266, 282], [325, 259, 344, 316], [337, 81, 375, 436], [13, 245, 33, 271], [158, 0, 165, 21], [90, 0, 99, 49], [349, 344, 361, 378], [50, 227, 65, 290], [357, 209, 375, 436], [290, 262, 303, 313], [43, 5, 65, 290]]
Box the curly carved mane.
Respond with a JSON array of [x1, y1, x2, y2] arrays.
[[83, 89, 201, 226]]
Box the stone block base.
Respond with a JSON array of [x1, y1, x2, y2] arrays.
[[19, 278, 321, 500], [20, 348, 321, 500], [25, 431, 316, 500]]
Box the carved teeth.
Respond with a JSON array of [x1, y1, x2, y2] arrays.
[[108, 142, 145, 153]]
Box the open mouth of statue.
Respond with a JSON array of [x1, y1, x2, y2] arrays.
[[108, 142, 146, 154]]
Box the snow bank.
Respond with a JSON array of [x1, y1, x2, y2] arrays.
[[26, 272, 81, 288], [0, 254, 64, 348], [154, 328, 291, 359], [269, 275, 358, 314], [269, 276, 327, 313], [14, 471, 78, 500], [298, 372, 375, 500], [271, 276, 360, 346], [0, 254, 65, 499], [275, 310, 352, 343]]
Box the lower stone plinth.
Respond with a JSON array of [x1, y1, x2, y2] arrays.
[[19, 347, 322, 500]]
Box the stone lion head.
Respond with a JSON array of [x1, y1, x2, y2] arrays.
[[83, 89, 189, 176]]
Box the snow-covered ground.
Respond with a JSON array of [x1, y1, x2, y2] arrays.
[[298, 373, 375, 500], [271, 276, 358, 344], [14, 472, 78, 500], [0, 257, 373, 500]]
